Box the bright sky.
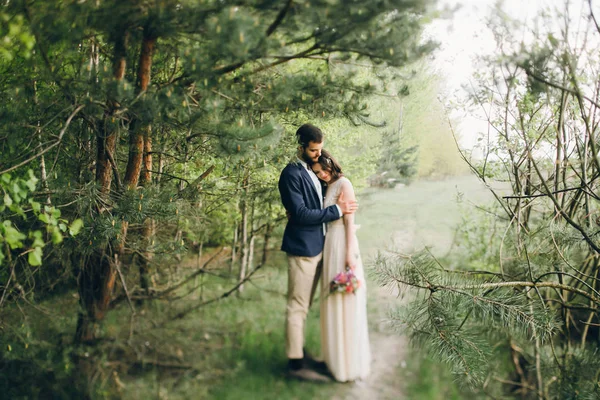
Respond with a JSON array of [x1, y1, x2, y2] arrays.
[[427, 0, 599, 150]]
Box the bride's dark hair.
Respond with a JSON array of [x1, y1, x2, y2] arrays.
[[317, 150, 343, 180]]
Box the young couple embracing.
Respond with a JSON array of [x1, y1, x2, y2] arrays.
[[278, 124, 371, 383]]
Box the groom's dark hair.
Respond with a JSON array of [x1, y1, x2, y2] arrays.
[[296, 124, 324, 148]]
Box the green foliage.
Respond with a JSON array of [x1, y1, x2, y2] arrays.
[[396, 65, 468, 178], [0, 294, 80, 399], [0, 170, 82, 268], [377, 128, 419, 183], [375, 249, 558, 385], [0, 12, 35, 60], [546, 347, 600, 400]]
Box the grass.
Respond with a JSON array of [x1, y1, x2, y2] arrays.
[[357, 175, 500, 257], [399, 354, 470, 400], [111, 254, 346, 400]]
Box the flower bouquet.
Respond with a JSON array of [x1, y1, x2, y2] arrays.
[[329, 267, 361, 295]]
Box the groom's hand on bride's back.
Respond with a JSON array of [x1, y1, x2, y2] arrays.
[[337, 191, 358, 215]]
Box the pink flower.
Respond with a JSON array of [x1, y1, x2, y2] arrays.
[[329, 269, 361, 296]]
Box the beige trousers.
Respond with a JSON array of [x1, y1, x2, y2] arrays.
[[286, 253, 322, 359]]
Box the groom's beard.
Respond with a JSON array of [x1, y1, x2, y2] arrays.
[[301, 152, 316, 165]]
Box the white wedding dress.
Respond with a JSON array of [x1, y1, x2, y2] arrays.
[[320, 177, 371, 382]]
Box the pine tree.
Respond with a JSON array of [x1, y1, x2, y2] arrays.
[[0, 0, 435, 347]]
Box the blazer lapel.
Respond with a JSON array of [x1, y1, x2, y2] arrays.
[[299, 166, 320, 204]]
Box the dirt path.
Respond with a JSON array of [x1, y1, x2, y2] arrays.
[[334, 287, 408, 400], [334, 222, 417, 400], [330, 176, 494, 399]]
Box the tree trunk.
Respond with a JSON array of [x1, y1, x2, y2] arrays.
[[75, 252, 115, 342], [238, 173, 250, 292], [75, 31, 128, 344], [262, 223, 272, 265], [238, 200, 249, 293], [123, 131, 144, 189], [174, 139, 188, 261], [156, 132, 165, 184], [230, 222, 239, 276], [124, 30, 155, 189], [117, 31, 156, 299], [32, 77, 51, 205], [141, 129, 152, 184], [95, 133, 118, 197], [247, 234, 255, 275], [248, 197, 256, 271], [139, 126, 154, 296]]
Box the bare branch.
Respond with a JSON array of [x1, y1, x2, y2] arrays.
[[0, 105, 85, 175], [266, 0, 293, 37]]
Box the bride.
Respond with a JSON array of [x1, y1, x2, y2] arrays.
[[311, 150, 371, 382]]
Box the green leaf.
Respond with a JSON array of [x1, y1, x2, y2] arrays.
[[38, 213, 50, 224], [31, 231, 44, 248], [69, 219, 83, 236], [29, 199, 41, 213], [25, 170, 38, 191], [28, 246, 43, 266], [12, 204, 26, 219], [51, 227, 63, 245], [51, 207, 61, 219], [4, 193, 13, 207], [12, 182, 23, 199], [1, 173, 11, 184], [3, 221, 26, 249], [58, 223, 67, 232]]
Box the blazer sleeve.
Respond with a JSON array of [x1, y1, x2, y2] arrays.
[[279, 167, 341, 226]]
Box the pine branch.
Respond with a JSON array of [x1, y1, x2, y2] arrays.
[[426, 281, 600, 306], [266, 0, 292, 37]]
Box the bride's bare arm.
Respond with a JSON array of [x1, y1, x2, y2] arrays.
[[341, 179, 358, 270]]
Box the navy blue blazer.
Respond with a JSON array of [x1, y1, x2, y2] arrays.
[[278, 161, 341, 257]]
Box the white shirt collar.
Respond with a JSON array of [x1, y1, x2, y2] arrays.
[[296, 157, 310, 171]]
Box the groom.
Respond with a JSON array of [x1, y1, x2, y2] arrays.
[[278, 124, 357, 381]]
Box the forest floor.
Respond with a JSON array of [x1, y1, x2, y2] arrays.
[[1, 175, 498, 400], [196, 174, 497, 400]]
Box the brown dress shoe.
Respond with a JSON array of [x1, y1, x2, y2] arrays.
[[288, 367, 332, 383]]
